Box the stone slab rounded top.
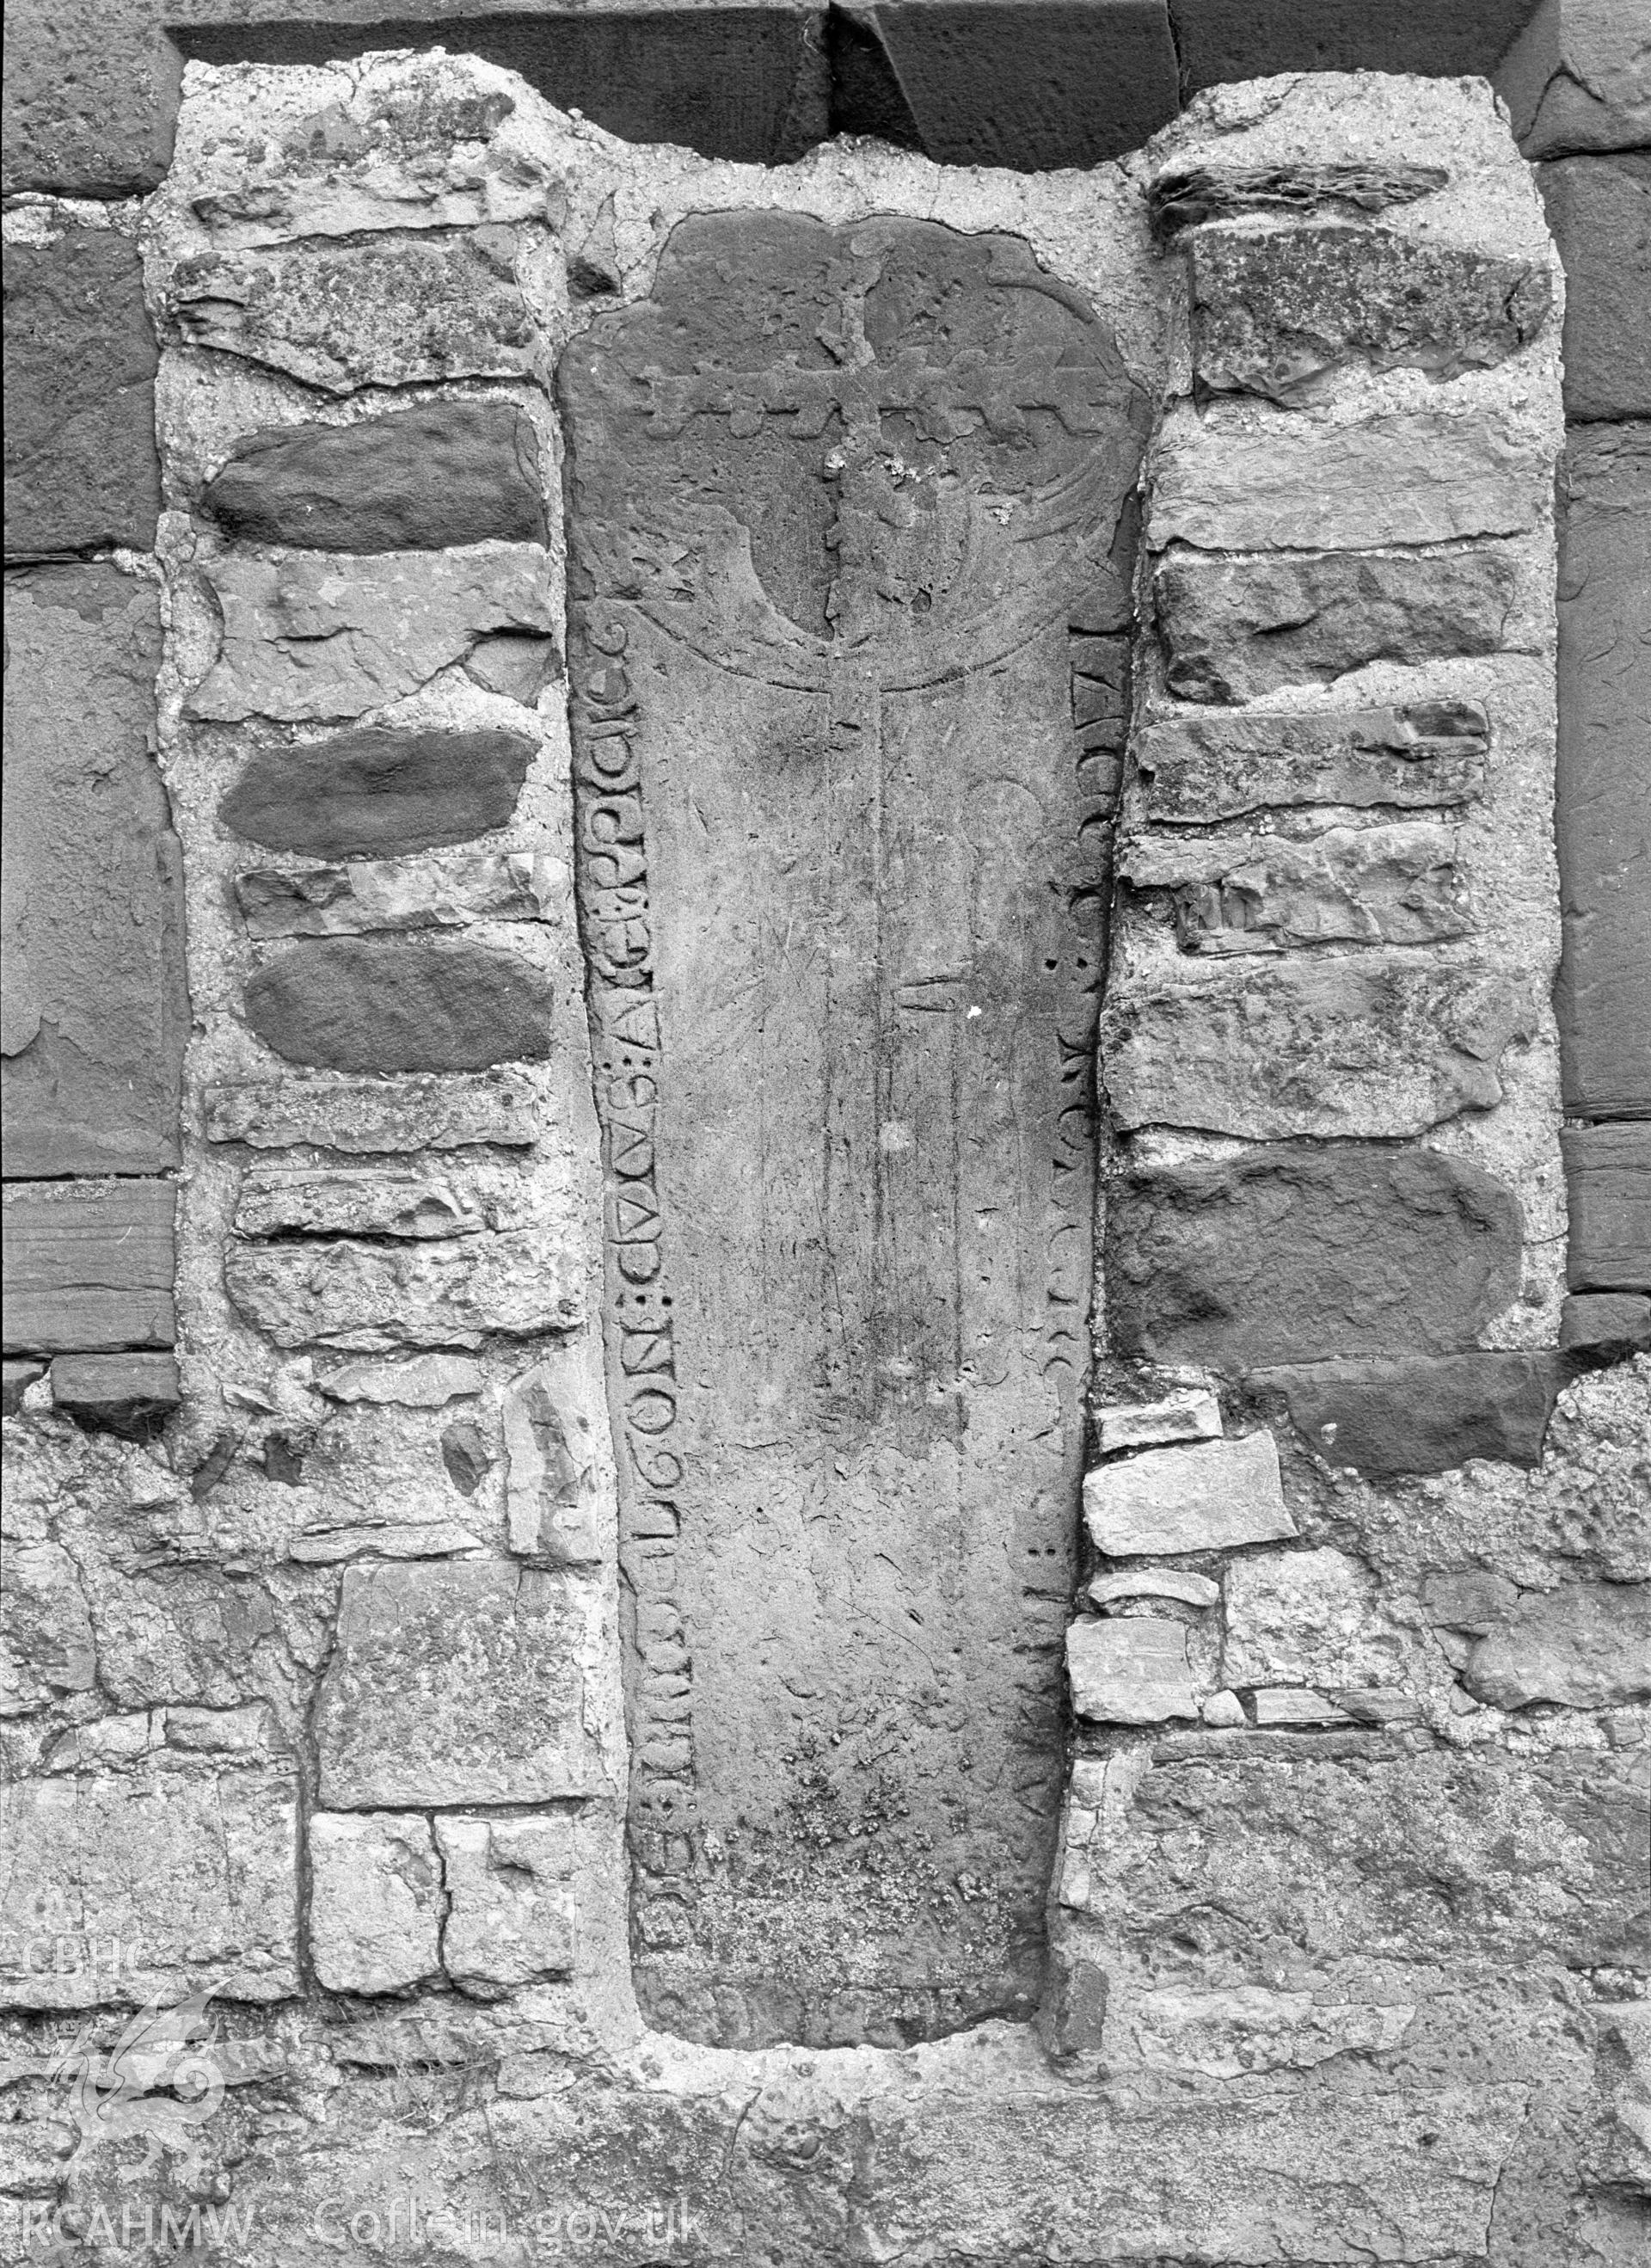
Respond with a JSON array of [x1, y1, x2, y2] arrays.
[[218, 728, 536, 859], [244, 938, 555, 1073]]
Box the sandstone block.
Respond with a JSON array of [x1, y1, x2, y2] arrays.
[[1173, 0, 1549, 89], [224, 1227, 580, 1352], [1539, 155, 1651, 418], [1120, 821, 1473, 954], [1067, 1617, 1202, 1725], [1131, 702, 1488, 825], [1564, 1122, 1651, 1291], [1095, 1388, 1222, 1455], [1253, 1353, 1563, 1475], [234, 1169, 486, 1241], [1089, 1567, 1221, 1611], [3, 569, 183, 1176], [235, 853, 566, 940], [2, 0, 180, 196], [308, 1812, 441, 1994], [48, 1352, 180, 1436], [316, 1354, 486, 1407], [315, 1561, 594, 1809], [1148, 157, 1446, 237], [1083, 1431, 1295, 1558], [3, 225, 158, 556], [1464, 1580, 1651, 1710], [200, 402, 545, 554], [1106, 1144, 1523, 1368], [2, 1181, 175, 1355], [1559, 1291, 1651, 1354], [218, 728, 536, 860], [190, 549, 554, 723], [1223, 1547, 1417, 1691], [245, 939, 555, 1073], [1102, 961, 1536, 1138], [204, 1069, 542, 1153], [436, 1815, 575, 1995], [504, 1350, 607, 1568], [1188, 226, 1551, 403], [1497, 0, 1651, 157], [1154, 546, 1519, 703]]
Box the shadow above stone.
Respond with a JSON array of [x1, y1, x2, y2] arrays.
[[218, 728, 537, 859], [1249, 1352, 1565, 1474]]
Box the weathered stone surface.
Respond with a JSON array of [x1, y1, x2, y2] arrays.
[[1464, 1579, 1651, 1709], [1083, 1431, 1296, 1557], [3, 569, 183, 1176], [244, 939, 555, 1073], [315, 1561, 593, 1809], [1253, 1353, 1564, 1475], [439, 1417, 492, 1496], [200, 402, 545, 554], [308, 1812, 441, 1995], [1223, 1547, 1419, 1690], [315, 1353, 486, 1407], [1120, 821, 1473, 953], [562, 206, 1148, 2046], [1, 1534, 95, 1714], [1131, 701, 1489, 825], [1106, 1981, 1411, 2075], [218, 728, 537, 860], [1498, 0, 1651, 157], [1555, 425, 1651, 1118], [0, 1757, 298, 2007], [504, 1350, 606, 1569], [1149, 157, 1447, 237], [1249, 1687, 1353, 1726], [1106, 1144, 1524, 1368], [224, 1228, 580, 1352], [1539, 154, 1651, 418], [435, 1816, 574, 1995], [1561, 1291, 1651, 1354], [234, 1168, 485, 1241], [47, 1352, 180, 1436], [1, 1360, 44, 1415], [1067, 1616, 1202, 1724], [1102, 961, 1537, 1137], [2, 1181, 175, 1355], [1172, 0, 1549, 89], [463, 628, 562, 704], [1155, 545, 1519, 702], [1096, 1387, 1222, 1454], [1089, 1566, 1221, 1610], [3, 224, 158, 556], [1188, 225, 1552, 403], [1565, 1122, 1651, 1291], [204, 1068, 542, 1153], [190, 548, 554, 722], [2, 0, 180, 196], [169, 229, 538, 394], [235, 852, 566, 939]]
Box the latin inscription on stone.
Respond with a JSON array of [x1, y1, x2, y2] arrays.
[[559, 212, 1147, 2047]]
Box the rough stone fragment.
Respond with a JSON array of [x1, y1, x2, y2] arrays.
[[203, 1069, 541, 1153], [1253, 1353, 1564, 1475], [1223, 1547, 1418, 1690], [1188, 226, 1552, 403], [1149, 158, 1447, 237], [436, 1816, 574, 1995], [504, 1350, 606, 1569], [199, 402, 545, 553], [1564, 1122, 1651, 1291], [224, 1228, 580, 1352], [1497, 0, 1651, 157], [315, 1354, 486, 1407], [1106, 1144, 1523, 1368], [1172, 0, 1549, 89], [1111, 1983, 1414, 2076], [3, 225, 158, 556], [288, 1522, 482, 1567], [1154, 546, 1519, 703], [245, 939, 555, 1074], [1131, 702, 1489, 825], [1089, 1567, 1220, 1611], [1096, 1388, 1222, 1454], [1102, 961, 1537, 1138], [1067, 1616, 1202, 1724], [169, 230, 538, 394], [3, 569, 183, 1176], [439, 1419, 493, 1497], [307, 1813, 441, 1995], [234, 1169, 485, 1241], [235, 852, 566, 939], [1149, 408, 1541, 554], [47, 1352, 180, 1436], [0, 1759, 298, 2007], [463, 630, 562, 704], [1561, 1292, 1651, 1354], [1200, 1689, 1246, 1728], [1083, 1431, 1295, 1558], [2, 1181, 175, 1355], [218, 728, 537, 860], [314, 1560, 593, 1808], [0, 1534, 95, 1713], [1250, 1688, 1353, 1726], [1554, 425, 1651, 1117], [2, 0, 181, 197], [1120, 821, 1473, 953], [190, 548, 554, 723], [1, 1360, 45, 1414], [1538, 155, 1651, 418], [1464, 1580, 1651, 1709]]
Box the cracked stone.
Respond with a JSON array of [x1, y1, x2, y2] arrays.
[[224, 1227, 580, 1351], [436, 1815, 574, 1996], [1148, 159, 1448, 237], [235, 1169, 486, 1241], [1095, 1388, 1222, 1455], [1130, 702, 1489, 826], [235, 852, 566, 940], [503, 1349, 607, 1568], [1120, 821, 1473, 954], [308, 1812, 442, 1994]]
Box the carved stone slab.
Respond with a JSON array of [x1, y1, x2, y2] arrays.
[[560, 211, 1147, 2048], [2, 1179, 175, 1355]]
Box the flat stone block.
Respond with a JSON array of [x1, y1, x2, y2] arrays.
[[1538, 155, 1651, 418], [234, 1168, 484, 1241], [1172, 0, 1547, 88], [1096, 1387, 1222, 1454], [203, 1068, 541, 1153], [3, 568, 183, 1176], [1564, 1122, 1651, 1290], [219, 728, 537, 861], [1560, 1291, 1651, 1353], [224, 1227, 580, 1352], [48, 1351, 181, 1435], [1131, 702, 1488, 825], [1155, 545, 1519, 703], [436, 1815, 575, 1995], [1463, 1579, 1651, 1710], [1249, 1688, 1353, 1726], [1106, 1144, 1523, 1369], [2, 1181, 175, 1355], [1120, 821, 1474, 954], [3, 224, 158, 556], [2, 0, 181, 196], [1067, 1616, 1202, 1724], [308, 1812, 441, 1995], [235, 852, 565, 939], [1554, 425, 1651, 1118], [244, 939, 555, 1073], [314, 1560, 594, 1809], [1253, 1353, 1563, 1475], [1224, 1547, 1416, 1691], [200, 402, 546, 554], [1083, 1430, 1295, 1558], [1497, 0, 1651, 157]]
